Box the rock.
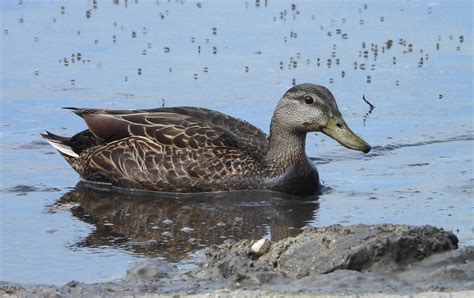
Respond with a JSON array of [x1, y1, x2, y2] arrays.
[[259, 224, 458, 277], [196, 240, 285, 285], [124, 259, 176, 284], [180, 227, 194, 233], [65, 280, 78, 288], [198, 224, 459, 283], [250, 238, 271, 256]]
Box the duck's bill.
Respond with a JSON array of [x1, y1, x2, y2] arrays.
[[322, 116, 371, 153]]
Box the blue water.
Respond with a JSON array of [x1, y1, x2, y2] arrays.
[[0, 0, 472, 285]]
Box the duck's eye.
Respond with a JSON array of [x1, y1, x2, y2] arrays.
[[304, 95, 314, 104]]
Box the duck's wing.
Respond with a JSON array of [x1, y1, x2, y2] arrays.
[[80, 136, 262, 192], [73, 110, 238, 150], [68, 107, 268, 159], [161, 107, 269, 159]]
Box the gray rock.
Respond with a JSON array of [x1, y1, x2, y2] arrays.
[[124, 259, 176, 284], [260, 224, 458, 276], [196, 224, 460, 288]]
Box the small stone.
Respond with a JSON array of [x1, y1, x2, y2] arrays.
[[161, 231, 173, 238], [180, 227, 194, 233], [162, 219, 173, 225], [66, 280, 78, 287], [250, 238, 271, 256]]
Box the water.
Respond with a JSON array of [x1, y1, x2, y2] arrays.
[[1, 0, 472, 286]]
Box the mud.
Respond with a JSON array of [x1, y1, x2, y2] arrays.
[[1, 224, 472, 297]]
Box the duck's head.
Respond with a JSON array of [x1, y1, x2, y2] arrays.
[[272, 83, 371, 153]]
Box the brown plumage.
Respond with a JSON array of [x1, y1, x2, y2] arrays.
[[42, 84, 371, 196]]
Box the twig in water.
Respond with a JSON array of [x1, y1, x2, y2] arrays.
[[362, 94, 375, 109], [362, 94, 375, 126]]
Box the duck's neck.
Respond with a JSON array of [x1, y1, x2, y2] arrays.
[[264, 122, 308, 172]]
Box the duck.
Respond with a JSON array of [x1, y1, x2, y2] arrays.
[[41, 84, 371, 196]]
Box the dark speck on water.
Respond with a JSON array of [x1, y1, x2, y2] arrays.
[[407, 163, 430, 167], [6, 185, 61, 193]]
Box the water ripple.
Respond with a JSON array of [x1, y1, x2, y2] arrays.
[[310, 133, 474, 165]]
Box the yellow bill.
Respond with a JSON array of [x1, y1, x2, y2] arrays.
[[322, 116, 371, 153]]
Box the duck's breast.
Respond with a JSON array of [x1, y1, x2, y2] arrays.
[[265, 158, 320, 196]]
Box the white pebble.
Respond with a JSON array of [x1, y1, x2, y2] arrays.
[[180, 227, 194, 233], [162, 219, 173, 225], [250, 238, 271, 256]]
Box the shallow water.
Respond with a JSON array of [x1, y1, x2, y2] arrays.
[[0, 0, 472, 286]]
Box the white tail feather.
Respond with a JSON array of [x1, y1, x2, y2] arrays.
[[44, 139, 79, 158]]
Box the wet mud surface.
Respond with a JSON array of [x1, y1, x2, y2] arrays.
[[1, 224, 472, 296], [0, 0, 472, 289]]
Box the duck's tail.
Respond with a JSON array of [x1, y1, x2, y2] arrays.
[[41, 131, 79, 159]]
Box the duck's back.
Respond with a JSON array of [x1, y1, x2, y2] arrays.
[[74, 107, 268, 158], [45, 107, 269, 192], [153, 107, 269, 160]]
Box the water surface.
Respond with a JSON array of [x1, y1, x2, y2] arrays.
[[1, 0, 472, 285]]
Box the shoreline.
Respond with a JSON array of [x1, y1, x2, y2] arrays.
[[2, 224, 472, 297]]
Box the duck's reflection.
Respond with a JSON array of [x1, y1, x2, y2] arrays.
[[54, 182, 319, 260]]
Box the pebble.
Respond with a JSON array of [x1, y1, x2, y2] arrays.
[[180, 227, 194, 233], [162, 219, 173, 225], [250, 238, 271, 256]]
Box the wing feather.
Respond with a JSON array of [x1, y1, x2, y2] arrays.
[[80, 136, 261, 191], [67, 106, 270, 191], [69, 107, 268, 159]]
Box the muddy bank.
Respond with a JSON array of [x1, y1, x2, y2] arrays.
[[1, 224, 472, 297]]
